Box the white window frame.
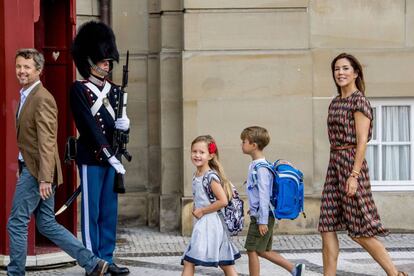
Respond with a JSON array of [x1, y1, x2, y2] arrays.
[[368, 98, 414, 191]]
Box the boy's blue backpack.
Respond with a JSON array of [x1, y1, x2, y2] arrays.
[[253, 160, 305, 220], [203, 171, 244, 236]]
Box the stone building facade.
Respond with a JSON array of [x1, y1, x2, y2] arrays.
[[77, 0, 414, 235]]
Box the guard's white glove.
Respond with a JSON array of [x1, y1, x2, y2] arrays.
[[115, 116, 130, 131], [108, 156, 126, 174]]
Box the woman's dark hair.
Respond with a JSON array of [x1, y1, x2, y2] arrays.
[[331, 53, 365, 95]]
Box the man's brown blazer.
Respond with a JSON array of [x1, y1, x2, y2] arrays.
[[16, 83, 63, 185]]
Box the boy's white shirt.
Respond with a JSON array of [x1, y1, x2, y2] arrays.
[[246, 158, 273, 225]]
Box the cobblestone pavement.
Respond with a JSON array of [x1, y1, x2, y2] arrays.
[[1, 226, 413, 275]]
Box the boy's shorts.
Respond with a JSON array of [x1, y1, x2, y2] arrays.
[[244, 216, 275, 252]]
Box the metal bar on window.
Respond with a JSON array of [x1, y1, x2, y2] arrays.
[[378, 104, 382, 181], [411, 104, 414, 181], [380, 142, 411, 146]]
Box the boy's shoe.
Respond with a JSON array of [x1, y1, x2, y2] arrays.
[[293, 263, 305, 276], [87, 260, 109, 276]]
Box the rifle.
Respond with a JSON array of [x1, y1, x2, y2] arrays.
[[113, 50, 132, 193]]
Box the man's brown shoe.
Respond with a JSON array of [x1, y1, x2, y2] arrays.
[[87, 260, 109, 276]]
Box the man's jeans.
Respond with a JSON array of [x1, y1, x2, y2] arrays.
[[7, 166, 99, 276]]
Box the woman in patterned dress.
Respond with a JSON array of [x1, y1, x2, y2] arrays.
[[318, 53, 408, 276]]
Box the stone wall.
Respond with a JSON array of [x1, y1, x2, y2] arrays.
[[76, 0, 414, 235], [180, 0, 414, 235], [76, 0, 99, 24]]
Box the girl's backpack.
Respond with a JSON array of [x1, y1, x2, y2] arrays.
[[202, 171, 244, 236], [253, 160, 305, 220]]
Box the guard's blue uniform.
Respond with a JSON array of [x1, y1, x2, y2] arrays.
[[69, 75, 123, 264]]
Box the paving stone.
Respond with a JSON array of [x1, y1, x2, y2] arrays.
[[1, 225, 413, 275]]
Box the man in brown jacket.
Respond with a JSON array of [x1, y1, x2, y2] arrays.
[[7, 48, 108, 276]]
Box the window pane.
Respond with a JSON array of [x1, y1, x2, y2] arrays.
[[382, 145, 411, 180], [382, 106, 410, 142], [366, 145, 378, 180], [371, 107, 376, 140]]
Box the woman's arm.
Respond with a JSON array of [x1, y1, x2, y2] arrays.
[[192, 180, 228, 219], [354, 111, 371, 172], [346, 111, 370, 197]]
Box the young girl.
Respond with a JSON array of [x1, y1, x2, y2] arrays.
[[181, 135, 240, 276]]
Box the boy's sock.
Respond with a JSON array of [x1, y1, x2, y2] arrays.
[[291, 263, 305, 276]]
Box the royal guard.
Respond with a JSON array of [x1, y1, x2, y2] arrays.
[[70, 21, 130, 275]]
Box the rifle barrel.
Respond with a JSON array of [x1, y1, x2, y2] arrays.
[[122, 51, 129, 89]]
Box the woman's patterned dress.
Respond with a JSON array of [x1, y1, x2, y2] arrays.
[[318, 91, 388, 237]]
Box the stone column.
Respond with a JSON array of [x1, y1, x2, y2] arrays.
[[149, 0, 184, 232], [112, 0, 150, 225]]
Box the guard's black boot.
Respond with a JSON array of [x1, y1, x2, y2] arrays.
[[107, 263, 130, 275]]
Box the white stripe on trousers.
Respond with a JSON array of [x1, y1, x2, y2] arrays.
[[82, 165, 93, 251]]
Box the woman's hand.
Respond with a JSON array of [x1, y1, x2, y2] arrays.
[[192, 208, 204, 219], [345, 176, 358, 197]]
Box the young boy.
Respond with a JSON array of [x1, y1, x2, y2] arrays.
[[241, 126, 305, 276]]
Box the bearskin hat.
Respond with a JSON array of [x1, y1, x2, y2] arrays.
[[71, 21, 119, 79]]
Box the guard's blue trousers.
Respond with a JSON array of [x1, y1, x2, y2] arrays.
[[79, 164, 118, 264]]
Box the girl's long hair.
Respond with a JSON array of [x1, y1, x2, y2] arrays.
[[191, 135, 233, 202], [331, 52, 366, 95]]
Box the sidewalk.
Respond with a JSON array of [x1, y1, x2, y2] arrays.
[[1, 225, 413, 275], [115, 226, 414, 256]]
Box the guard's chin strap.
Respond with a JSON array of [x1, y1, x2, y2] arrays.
[[88, 58, 111, 77]]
